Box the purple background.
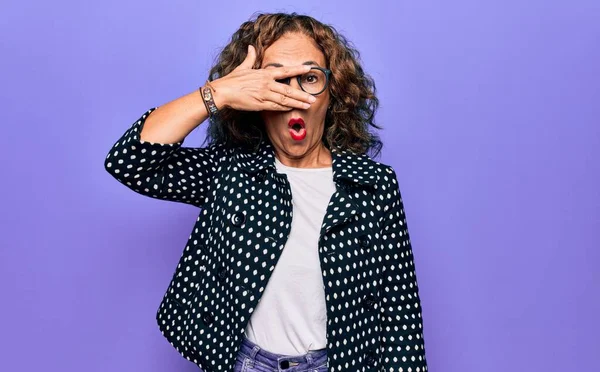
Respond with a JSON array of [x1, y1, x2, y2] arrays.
[[2, 1, 599, 371]]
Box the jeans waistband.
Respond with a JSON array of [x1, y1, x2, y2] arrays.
[[238, 335, 327, 371]]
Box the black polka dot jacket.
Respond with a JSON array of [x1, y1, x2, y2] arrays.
[[104, 107, 428, 372]]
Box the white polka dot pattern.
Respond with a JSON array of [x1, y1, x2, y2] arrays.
[[378, 167, 428, 371], [104, 108, 226, 207], [104, 107, 428, 371]]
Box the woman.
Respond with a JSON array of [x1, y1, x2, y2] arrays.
[[105, 12, 428, 372]]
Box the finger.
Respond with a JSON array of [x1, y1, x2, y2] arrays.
[[262, 91, 311, 110], [268, 65, 312, 79], [262, 102, 294, 111], [237, 45, 256, 70], [270, 81, 316, 104]]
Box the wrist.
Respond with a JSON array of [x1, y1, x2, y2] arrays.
[[209, 78, 229, 110]]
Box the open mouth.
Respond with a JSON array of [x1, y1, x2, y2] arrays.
[[288, 117, 306, 140]]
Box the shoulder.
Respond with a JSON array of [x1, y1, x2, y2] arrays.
[[364, 158, 403, 212], [362, 156, 399, 188], [190, 140, 232, 166]]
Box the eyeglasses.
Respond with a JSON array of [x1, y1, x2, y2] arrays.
[[275, 66, 332, 96]]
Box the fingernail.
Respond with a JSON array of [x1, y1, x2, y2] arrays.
[[309, 96, 316, 103], [304, 103, 311, 109]]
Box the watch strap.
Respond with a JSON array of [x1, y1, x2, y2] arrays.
[[200, 81, 219, 117]]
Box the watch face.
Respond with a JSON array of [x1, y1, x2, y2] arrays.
[[203, 88, 212, 101]]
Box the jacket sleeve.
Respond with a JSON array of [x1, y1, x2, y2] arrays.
[[379, 166, 428, 371], [104, 107, 224, 207]]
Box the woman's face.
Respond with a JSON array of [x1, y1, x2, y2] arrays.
[[260, 32, 331, 162]]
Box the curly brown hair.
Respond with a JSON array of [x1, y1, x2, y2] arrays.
[[203, 12, 383, 158]]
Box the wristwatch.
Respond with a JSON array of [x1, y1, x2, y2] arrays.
[[201, 83, 219, 117]]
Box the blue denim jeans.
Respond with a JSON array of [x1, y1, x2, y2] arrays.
[[233, 335, 328, 372]]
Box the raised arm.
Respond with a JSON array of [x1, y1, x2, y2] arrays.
[[104, 45, 318, 207], [103, 100, 226, 207]]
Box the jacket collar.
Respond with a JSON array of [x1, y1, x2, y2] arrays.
[[234, 139, 378, 187]]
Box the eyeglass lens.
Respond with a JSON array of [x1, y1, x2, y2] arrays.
[[275, 68, 327, 94]]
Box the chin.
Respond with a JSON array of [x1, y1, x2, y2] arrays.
[[280, 138, 312, 153]]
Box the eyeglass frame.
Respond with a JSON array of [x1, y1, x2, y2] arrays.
[[275, 66, 332, 96]]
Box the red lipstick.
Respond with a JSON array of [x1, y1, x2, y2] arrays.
[[288, 117, 306, 141]]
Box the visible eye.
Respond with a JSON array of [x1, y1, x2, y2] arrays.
[[276, 77, 291, 85], [301, 73, 322, 85]]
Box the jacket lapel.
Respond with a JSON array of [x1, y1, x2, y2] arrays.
[[235, 140, 379, 235], [321, 147, 378, 235]]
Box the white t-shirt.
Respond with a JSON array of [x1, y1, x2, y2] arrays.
[[243, 156, 336, 356]]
